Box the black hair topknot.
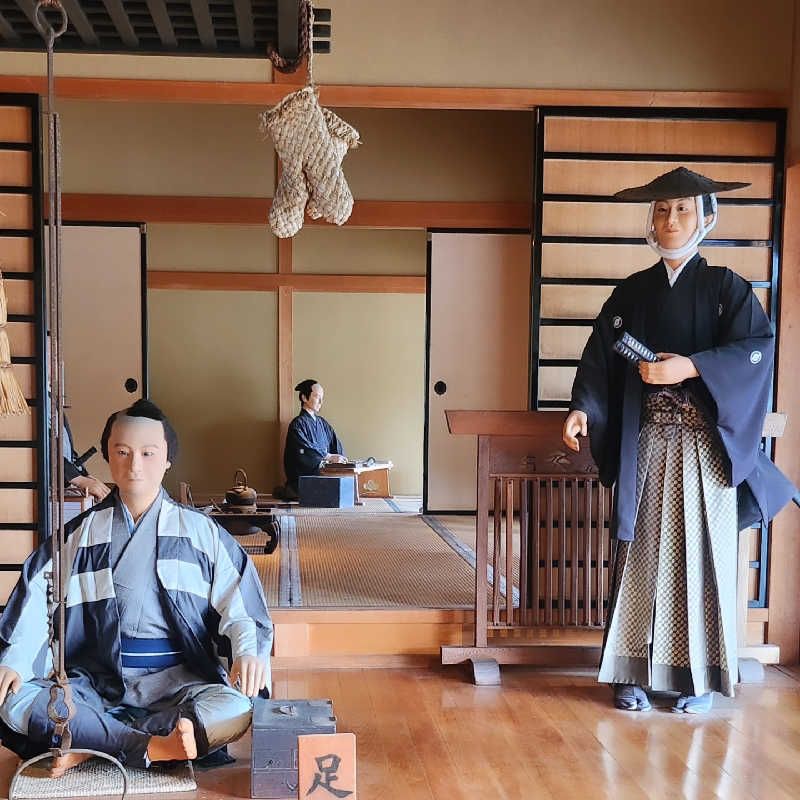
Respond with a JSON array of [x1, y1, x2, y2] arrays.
[[100, 398, 179, 462], [294, 378, 318, 405]]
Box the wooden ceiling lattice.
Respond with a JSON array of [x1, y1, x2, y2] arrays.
[[0, 0, 330, 57]]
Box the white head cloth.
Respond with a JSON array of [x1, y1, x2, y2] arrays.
[[645, 193, 718, 259]]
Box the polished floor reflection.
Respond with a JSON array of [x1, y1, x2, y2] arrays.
[[0, 665, 798, 799]]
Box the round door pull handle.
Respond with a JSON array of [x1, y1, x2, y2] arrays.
[[124, 378, 138, 393], [434, 380, 447, 396]]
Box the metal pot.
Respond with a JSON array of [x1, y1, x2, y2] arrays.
[[225, 468, 258, 511]]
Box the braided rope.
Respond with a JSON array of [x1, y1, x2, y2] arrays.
[[267, 0, 312, 76]]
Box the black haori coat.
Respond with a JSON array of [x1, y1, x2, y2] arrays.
[[570, 254, 796, 541], [283, 409, 345, 490]]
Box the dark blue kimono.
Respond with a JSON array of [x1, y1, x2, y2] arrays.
[[570, 254, 795, 540], [283, 410, 345, 491]]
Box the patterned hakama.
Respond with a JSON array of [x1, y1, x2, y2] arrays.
[[598, 390, 738, 697]]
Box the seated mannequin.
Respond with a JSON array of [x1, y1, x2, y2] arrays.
[[63, 413, 110, 502], [274, 379, 346, 501], [0, 399, 273, 775]]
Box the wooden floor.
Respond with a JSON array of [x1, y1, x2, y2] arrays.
[[1, 665, 799, 799]]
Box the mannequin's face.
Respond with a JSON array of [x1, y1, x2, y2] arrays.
[[652, 197, 698, 249], [107, 416, 171, 499], [302, 384, 324, 413]]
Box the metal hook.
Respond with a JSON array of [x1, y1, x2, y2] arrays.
[[8, 749, 130, 800], [33, 0, 68, 42]]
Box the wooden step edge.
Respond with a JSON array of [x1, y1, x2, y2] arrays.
[[738, 644, 781, 664], [271, 654, 441, 669], [441, 645, 601, 667]]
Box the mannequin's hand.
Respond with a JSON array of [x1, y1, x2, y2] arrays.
[[70, 475, 110, 500], [229, 655, 267, 698], [562, 410, 588, 452], [0, 667, 21, 706], [639, 353, 699, 385]]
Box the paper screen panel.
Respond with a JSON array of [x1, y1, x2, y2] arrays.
[[539, 366, 577, 401], [0, 490, 36, 523], [4, 276, 33, 314], [0, 450, 35, 482], [0, 151, 31, 187], [541, 285, 613, 319], [10, 364, 34, 399], [0, 532, 37, 564], [6, 321, 34, 356], [540, 326, 592, 360], [542, 202, 771, 241], [0, 194, 32, 229], [0, 237, 33, 272], [543, 160, 773, 198], [0, 572, 21, 606], [0, 413, 34, 441], [542, 242, 771, 282], [0, 107, 31, 142], [544, 117, 776, 157]]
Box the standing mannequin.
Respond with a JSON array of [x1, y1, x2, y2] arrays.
[[563, 168, 795, 713]]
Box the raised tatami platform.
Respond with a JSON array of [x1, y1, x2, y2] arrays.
[[246, 500, 514, 611], [234, 500, 602, 667]]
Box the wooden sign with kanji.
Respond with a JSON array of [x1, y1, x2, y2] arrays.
[[298, 733, 356, 799]]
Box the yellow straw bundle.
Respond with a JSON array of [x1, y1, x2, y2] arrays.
[[0, 270, 30, 417]]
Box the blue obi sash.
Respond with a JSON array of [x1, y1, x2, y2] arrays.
[[120, 637, 185, 669]]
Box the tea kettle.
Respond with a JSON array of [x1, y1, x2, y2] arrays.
[[224, 468, 258, 512]]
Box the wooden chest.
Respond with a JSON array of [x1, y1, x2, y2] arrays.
[[251, 698, 337, 798]]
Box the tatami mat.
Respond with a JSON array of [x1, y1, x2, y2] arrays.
[[236, 530, 280, 608], [292, 513, 477, 608], [436, 513, 521, 588], [384, 496, 423, 513], [238, 507, 519, 611], [283, 497, 415, 514], [10, 758, 195, 797]]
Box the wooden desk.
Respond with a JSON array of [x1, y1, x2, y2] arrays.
[[320, 460, 393, 505], [209, 508, 279, 554]]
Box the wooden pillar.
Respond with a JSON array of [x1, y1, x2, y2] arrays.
[[277, 282, 293, 477], [272, 53, 300, 478], [768, 5, 800, 665]]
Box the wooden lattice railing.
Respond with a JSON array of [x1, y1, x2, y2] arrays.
[[486, 475, 613, 631]]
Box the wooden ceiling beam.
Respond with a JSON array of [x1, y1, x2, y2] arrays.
[[189, 0, 216, 50], [101, 0, 139, 47], [147, 270, 426, 293], [0, 11, 20, 43], [145, 0, 177, 48], [59, 0, 100, 46], [232, 0, 254, 49], [56, 193, 532, 229], [0, 75, 787, 110]]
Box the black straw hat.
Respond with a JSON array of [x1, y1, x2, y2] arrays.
[[613, 167, 750, 202]]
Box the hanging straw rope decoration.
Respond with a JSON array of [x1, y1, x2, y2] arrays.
[[267, 0, 312, 73], [260, 0, 359, 237], [0, 270, 30, 417]]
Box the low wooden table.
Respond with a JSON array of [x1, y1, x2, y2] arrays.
[[209, 507, 280, 553], [320, 460, 393, 505]]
